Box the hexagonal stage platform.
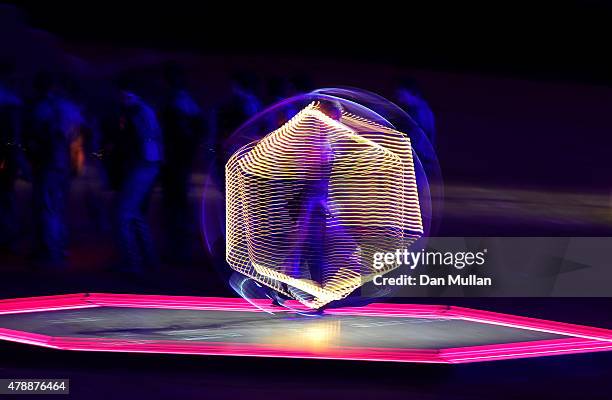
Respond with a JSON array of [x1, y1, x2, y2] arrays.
[[1, 294, 611, 363]]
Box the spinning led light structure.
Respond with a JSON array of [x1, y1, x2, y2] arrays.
[[226, 102, 423, 308]]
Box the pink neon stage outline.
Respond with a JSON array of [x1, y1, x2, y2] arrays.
[[1, 293, 611, 364]]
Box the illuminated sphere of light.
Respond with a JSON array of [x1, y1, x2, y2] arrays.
[[226, 98, 426, 309]]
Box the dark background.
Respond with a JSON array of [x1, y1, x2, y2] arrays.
[[11, 1, 612, 85], [2, 2, 612, 399]]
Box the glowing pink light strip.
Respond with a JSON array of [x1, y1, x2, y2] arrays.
[[0, 293, 611, 364], [0, 294, 98, 315], [441, 337, 612, 363]]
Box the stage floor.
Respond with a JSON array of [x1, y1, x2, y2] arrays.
[[1, 294, 611, 363]]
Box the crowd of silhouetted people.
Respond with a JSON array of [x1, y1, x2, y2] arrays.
[[0, 58, 434, 272]]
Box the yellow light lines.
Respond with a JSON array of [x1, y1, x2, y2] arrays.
[[226, 102, 423, 308]]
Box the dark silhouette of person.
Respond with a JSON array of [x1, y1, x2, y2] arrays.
[[24, 71, 84, 265], [160, 62, 205, 264], [211, 71, 262, 176], [284, 101, 340, 304], [114, 75, 164, 271], [395, 77, 436, 146], [0, 60, 25, 252]]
